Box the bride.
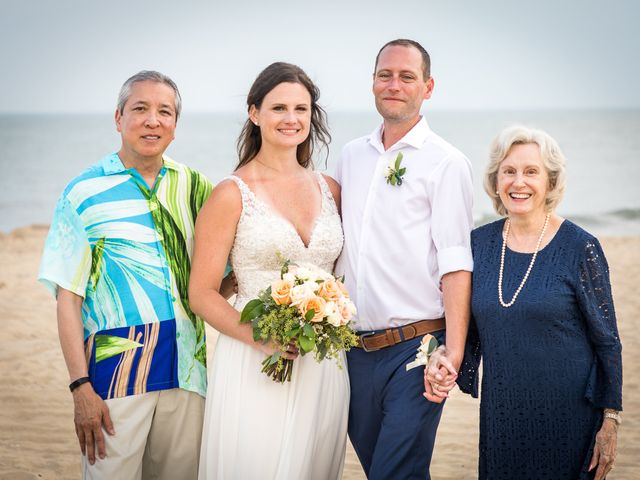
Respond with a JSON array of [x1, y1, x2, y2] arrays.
[[189, 62, 349, 479]]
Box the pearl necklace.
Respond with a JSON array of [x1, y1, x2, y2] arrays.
[[498, 213, 550, 308]]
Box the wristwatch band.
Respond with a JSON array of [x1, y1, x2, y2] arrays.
[[69, 376, 91, 392], [603, 411, 622, 425]]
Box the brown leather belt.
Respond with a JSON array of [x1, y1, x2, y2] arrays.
[[355, 318, 446, 352]]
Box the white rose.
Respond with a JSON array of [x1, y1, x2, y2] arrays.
[[303, 280, 320, 293], [290, 283, 317, 306], [294, 267, 311, 281], [316, 267, 333, 281], [296, 262, 332, 282], [324, 301, 342, 327], [282, 272, 296, 283]]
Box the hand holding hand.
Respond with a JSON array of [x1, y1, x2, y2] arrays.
[[72, 382, 115, 465], [423, 346, 458, 403]]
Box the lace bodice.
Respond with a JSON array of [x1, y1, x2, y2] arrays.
[[227, 173, 344, 310]]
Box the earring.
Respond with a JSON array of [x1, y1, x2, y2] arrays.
[[254, 121, 259, 126], [496, 190, 499, 195]]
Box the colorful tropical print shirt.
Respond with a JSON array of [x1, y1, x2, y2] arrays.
[[39, 153, 212, 400]]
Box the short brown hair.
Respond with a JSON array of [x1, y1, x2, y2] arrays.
[[374, 39, 431, 80]]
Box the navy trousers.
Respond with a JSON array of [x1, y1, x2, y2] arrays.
[[347, 330, 446, 480]]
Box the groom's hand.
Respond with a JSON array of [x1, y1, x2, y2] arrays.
[[72, 382, 115, 465], [423, 367, 457, 403]]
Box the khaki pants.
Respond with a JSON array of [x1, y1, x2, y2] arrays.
[[82, 388, 205, 480]]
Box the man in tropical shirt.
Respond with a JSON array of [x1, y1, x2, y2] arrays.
[[38, 71, 229, 479]]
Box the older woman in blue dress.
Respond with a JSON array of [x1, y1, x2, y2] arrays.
[[425, 125, 622, 480]]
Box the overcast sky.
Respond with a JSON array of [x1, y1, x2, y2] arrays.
[[2, 0, 639, 113]]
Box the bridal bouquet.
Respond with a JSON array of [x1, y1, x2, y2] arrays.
[[240, 260, 359, 383]]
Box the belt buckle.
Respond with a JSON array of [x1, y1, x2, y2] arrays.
[[358, 331, 380, 353]]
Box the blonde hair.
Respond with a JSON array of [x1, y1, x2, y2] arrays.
[[484, 125, 567, 216]]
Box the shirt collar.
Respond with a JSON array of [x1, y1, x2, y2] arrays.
[[100, 152, 177, 175], [368, 116, 432, 153]]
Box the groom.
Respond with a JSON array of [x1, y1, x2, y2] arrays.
[[335, 39, 473, 479]]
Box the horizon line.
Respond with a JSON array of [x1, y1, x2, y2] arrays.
[[1, 106, 640, 116]]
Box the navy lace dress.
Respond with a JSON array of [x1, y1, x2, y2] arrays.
[[458, 219, 622, 480]]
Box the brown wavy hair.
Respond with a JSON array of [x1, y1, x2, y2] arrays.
[[235, 62, 331, 170]]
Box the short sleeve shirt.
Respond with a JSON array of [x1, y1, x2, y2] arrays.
[[39, 153, 213, 399]]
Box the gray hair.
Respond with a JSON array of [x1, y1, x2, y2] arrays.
[[117, 70, 182, 120], [484, 125, 567, 216]]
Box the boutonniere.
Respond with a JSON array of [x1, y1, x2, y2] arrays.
[[384, 152, 406, 186], [405, 334, 439, 371]]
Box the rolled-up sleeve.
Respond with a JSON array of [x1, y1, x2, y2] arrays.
[[430, 153, 474, 279], [38, 195, 91, 298]]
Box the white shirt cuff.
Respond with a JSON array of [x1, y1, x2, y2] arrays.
[[437, 245, 474, 279]]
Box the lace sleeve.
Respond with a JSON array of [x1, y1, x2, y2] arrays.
[[577, 238, 623, 410], [456, 314, 481, 398]]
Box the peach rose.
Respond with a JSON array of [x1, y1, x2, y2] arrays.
[[271, 279, 294, 305], [339, 299, 357, 324], [299, 296, 327, 323], [336, 280, 350, 298], [318, 279, 342, 302]]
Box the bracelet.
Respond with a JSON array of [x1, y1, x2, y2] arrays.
[[69, 376, 91, 392], [603, 411, 622, 425]]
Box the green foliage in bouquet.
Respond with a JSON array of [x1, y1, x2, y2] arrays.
[[240, 261, 359, 383]]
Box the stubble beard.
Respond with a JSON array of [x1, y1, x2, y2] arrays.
[[375, 98, 417, 124]]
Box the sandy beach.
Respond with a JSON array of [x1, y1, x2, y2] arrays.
[[0, 226, 637, 479]]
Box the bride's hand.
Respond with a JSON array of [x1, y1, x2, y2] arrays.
[[259, 340, 299, 360]]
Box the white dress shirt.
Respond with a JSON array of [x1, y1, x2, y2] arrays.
[[335, 117, 474, 331]]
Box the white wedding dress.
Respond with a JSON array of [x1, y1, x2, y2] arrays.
[[198, 173, 349, 480]]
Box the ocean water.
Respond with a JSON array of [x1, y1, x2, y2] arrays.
[[1, 110, 639, 235]]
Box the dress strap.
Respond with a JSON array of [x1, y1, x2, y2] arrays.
[[315, 172, 338, 215], [226, 175, 258, 216]]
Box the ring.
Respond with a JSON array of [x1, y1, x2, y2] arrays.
[[434, 383, 440, 390]]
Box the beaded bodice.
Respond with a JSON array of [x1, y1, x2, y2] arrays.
[[227, 173, 344, 311]]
